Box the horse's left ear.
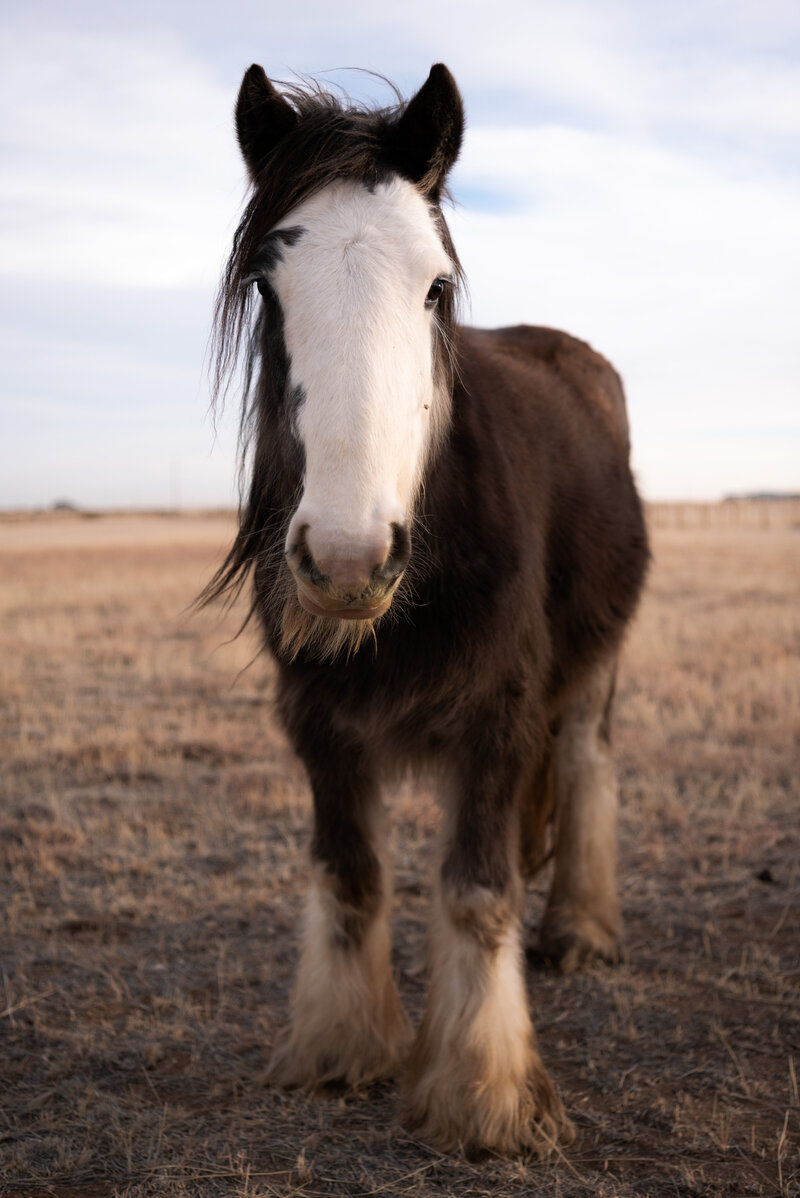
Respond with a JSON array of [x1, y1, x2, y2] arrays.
[[386, 64, 464, 196]]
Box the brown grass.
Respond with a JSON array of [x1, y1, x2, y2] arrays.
[[1, 507, 798, 1197]]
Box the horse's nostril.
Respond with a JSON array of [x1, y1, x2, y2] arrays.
[[287, 527, 330, 589], [298, 554, 329, 588], [285, 523, 309, 563], [374, 521, 411, 585], [390, 522, 411, 567]]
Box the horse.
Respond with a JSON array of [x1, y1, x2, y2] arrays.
[[205, 62, 650, 1157]]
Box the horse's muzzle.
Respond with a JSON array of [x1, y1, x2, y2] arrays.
[[286, 522, 410, 621]]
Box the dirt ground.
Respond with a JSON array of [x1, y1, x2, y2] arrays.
[[1, 509, 798, 1198]]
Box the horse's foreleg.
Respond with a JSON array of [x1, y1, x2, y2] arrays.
[[269, 731, 410, 1087], [403, 746, 572, 1156], [540, 655, 621, 971]]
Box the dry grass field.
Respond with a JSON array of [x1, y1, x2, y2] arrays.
[[1, 507, 798, 1198]]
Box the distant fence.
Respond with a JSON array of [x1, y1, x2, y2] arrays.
[[646, 499, 800, 530]]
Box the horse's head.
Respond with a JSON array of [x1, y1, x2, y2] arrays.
[[230, 65, 463, 627]]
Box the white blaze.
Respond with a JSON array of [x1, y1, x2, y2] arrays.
[[270, 177, 453, 580]]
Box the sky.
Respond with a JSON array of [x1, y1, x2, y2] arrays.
[[1, 0, 798, 507]]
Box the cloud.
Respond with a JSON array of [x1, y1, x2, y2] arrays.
[[451, 129, 800, 498], [0, 3, 798, 504], [0, 28, 243, 289], [0, 25, 244, 507], [451, 122, 800, 348]]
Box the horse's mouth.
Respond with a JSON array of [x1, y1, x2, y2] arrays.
[[296, 582, 394, 622]]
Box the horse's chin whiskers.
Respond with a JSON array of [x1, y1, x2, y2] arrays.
[[278, 591, 383, 663]]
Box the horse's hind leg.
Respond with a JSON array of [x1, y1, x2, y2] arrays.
[[269, 726, 411, 1087], [518, 748, 554, 881], [539, 655, 622, 971]]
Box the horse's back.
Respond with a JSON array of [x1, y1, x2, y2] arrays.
[[459, 324, 631, 455]]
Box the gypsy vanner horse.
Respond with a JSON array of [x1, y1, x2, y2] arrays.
[[206, 63, 649, 1156]]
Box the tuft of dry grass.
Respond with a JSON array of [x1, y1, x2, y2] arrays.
[[1, 507, 798, 1197]]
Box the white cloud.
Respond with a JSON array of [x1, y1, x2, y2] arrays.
[[0, 29, 243, 289], [452, 123, 800, 353], [0, 2, 798, 504], [449, 120, 800, 498]]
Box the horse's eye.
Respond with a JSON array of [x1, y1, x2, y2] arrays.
[[256, 278, 270, 298], [425, 278, 446, 309]]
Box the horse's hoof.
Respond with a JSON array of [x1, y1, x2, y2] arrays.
[[536, 915, 622, 973], [402, 1045, 573, 1158], [267, 1009, 412, 1090]]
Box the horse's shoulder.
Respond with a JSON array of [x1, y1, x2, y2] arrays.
[[459, 324, 630, 454]]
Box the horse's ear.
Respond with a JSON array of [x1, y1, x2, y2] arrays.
[[386, 64, 464, 196], [236, 64, 298, 179]]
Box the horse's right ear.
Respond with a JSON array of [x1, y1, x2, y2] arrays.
[[236, 65, 298, 179]]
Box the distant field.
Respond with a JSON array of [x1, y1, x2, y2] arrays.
[[647, 499, 800, 530], [1, 508, 798, 1198]]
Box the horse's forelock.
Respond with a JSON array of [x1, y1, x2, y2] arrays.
[[211, 83, 463, 411], [212, 92, 389, 407]]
